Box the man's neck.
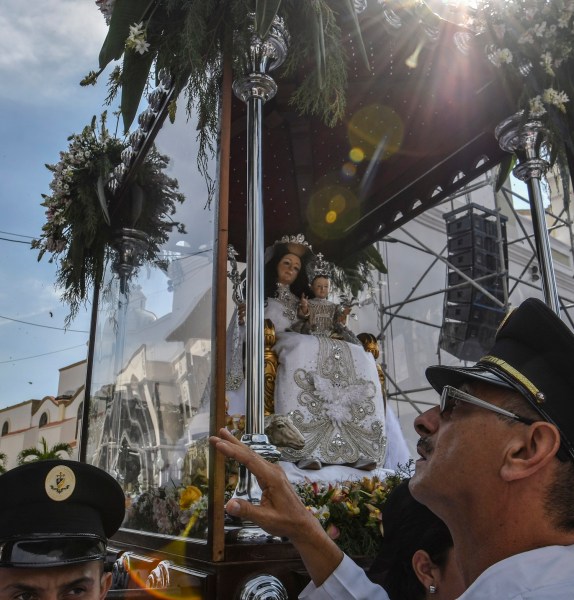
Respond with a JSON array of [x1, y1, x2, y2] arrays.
[[449, 503, 574, 588]]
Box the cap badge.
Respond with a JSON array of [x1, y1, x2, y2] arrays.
[[45, 465, 76, 501]]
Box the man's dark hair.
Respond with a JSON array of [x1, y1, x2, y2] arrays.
[[480, 383, 574, 533]]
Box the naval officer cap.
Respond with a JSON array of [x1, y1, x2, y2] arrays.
[[0, 459, 125, 568], [426, 297, 574, 462]]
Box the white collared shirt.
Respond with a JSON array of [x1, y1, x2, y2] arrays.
[[299, 545, 574, 600], [458, 545, 574, 599]]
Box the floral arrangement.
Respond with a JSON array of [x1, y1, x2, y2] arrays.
[[123, 460, 410, 553], [473, 0, 574, 163], [32, 113, 185, 324], [125, 483, 209, 537], [295, 463, 412, 557]]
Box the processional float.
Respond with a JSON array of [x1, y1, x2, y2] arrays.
[[75, 0, 572, 597]]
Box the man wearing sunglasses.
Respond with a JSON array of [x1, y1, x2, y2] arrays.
[[0, 460, 125, 600], [210, 297, 574, 598]]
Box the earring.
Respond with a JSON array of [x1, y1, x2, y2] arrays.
[[429, 585, 437, 594]]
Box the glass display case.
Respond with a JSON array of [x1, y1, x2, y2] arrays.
[[84, 109, 216, 543]]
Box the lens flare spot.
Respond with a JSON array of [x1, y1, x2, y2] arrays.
[[341, 162, 357, 178], [306, 181, 358, 241], [349, 147, 365, 163], [330, 194, 346, 213], [347, 104, 404, 161]]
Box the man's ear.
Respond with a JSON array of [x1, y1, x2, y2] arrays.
[[501, 421, 561, 482], [412, 549, 435, 589], [100, 571, 113, 600]]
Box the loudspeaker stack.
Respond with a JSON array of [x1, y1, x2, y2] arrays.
[[439, 204, 508, 361]]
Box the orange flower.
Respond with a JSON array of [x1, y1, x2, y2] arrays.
[[179, 485, 203, 510]]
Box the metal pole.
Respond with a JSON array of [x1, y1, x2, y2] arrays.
[[230, 17, 288, 514], [496, 113, 560, 315]]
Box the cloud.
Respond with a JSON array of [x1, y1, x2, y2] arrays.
[[0, 0, 108, 102]]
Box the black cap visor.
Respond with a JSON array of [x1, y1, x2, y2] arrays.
[[426, 364, 516, 395], [0, 535, 106, 568]]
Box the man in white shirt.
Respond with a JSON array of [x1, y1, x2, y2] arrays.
[[210, 297, 574, 598]]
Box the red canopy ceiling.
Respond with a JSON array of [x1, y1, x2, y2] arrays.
[[227, 1, 520, 261]]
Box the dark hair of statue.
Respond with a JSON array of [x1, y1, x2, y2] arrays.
[[264, 243, 312, 300], [368, 479, 454, 600]]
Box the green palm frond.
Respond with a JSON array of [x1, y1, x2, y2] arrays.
[[331, 244, 387, 298], [17, 437, 73, 465], [89, 0, 370, 136]]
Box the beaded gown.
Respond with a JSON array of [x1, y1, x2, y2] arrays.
[[265, 285, 387, 466]]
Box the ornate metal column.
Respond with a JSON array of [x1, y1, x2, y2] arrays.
[[495, 113, 560, 315], [230, 19, 288, 510], [108, 228, 149, 477]]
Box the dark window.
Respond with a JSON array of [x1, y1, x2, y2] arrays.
[[39, 412, 48, 428], [1, 421, 8, 436]]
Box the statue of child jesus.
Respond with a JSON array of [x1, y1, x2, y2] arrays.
[[292, 254, 360, 345]]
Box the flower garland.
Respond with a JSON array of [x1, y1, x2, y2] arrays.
[[473, 0, 574, 161], [32, 113, 185, 324]]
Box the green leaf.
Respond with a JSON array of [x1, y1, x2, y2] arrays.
[[339, 0, 370, 71], [99, 0, 150, 69], [362, 244, 387, 274], [121, 49, 155, 133], [495, 154, 516, 192], [255, 0, 283, 39]]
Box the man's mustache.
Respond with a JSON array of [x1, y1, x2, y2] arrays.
[[417, 436, 433, 457]]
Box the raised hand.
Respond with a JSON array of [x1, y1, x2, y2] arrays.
[[209, 428, 344, 585]]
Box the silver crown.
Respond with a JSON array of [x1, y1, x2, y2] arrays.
[[307, 253, 332, 281], [278, 233, 312, 250]]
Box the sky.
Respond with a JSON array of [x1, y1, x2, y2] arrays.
[[0, 1, 112, 407]]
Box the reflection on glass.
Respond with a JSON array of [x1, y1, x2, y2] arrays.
[[84, 107, 215, 540]]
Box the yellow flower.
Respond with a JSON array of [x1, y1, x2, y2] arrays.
[[179, 485, 203, 510], [365, 503, 382, 523], [345, 501, 360, 516]]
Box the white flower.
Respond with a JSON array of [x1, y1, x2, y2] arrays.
[[529, 95, 547, 117], [542, 87, 570, 113], [126, 22, 150, 55], [540, 52, 555, 76], [308, 505, 331, 523], [128, 22, 144, 37], [489, 47, 513, 66], [95, 0, 115, 25], [533, 21, 547, 37], [558, 11, 572, 28], [133, 38, 151, 55], [518, 30, 534, 45]]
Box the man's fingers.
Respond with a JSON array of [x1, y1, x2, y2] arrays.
[[225, 498, 243, 516], [209, 429, 270, 474]]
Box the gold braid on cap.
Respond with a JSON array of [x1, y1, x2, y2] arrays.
[[479, 355, 545, 403]]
